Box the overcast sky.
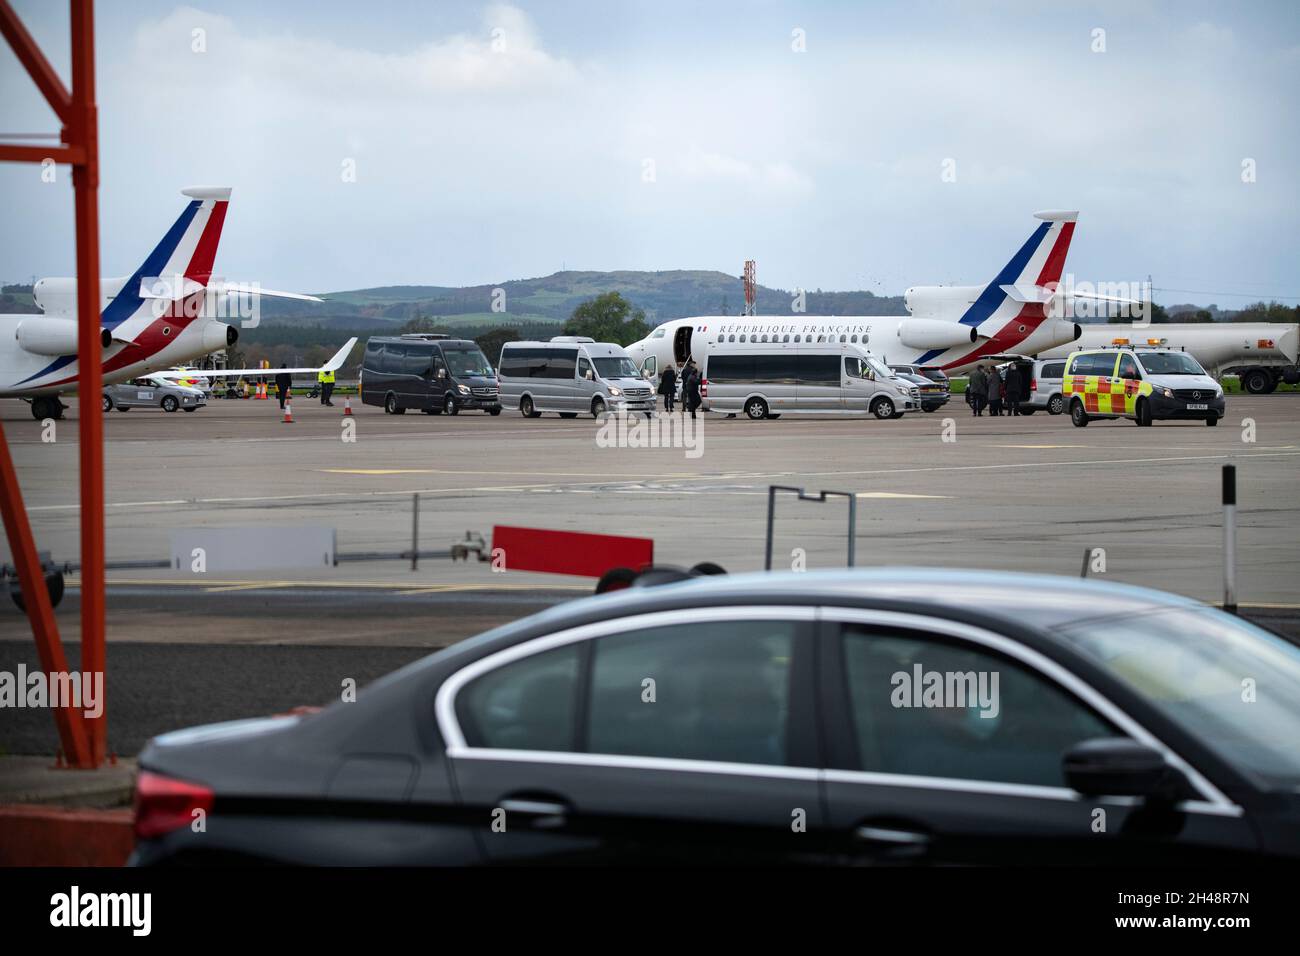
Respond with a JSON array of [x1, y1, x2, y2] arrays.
[[2, 1, 1297, 305]]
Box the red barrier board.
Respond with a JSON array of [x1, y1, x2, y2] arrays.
[[492, 526, 653, 578]]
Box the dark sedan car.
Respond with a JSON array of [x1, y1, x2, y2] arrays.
[[131, 570, 1300, 865]]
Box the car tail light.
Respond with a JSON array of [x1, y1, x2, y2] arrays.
[[133, 770, 214, 840], [1031, 378, 1038, 392], [701, 379, 708, 398]]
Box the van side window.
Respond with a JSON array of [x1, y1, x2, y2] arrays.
[[1118, 354, 1140, 380], [578, 357, 593, 380]]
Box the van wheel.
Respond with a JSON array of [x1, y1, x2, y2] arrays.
[[102, 394, 114, 412], [1019, 408, 1036, 416], [559, 412, 578, 419], [385, 393, 403, 414], [1135, 399, 1153, 427], [444, 394, 459, 415], [591, 397, 608, 419], [1206, 415, 1219, 427], [1047, 394, 1065, 415], [161, 396, 179, 413], [744, 397, 768, 420], [520, 396, 541, 418], [1070, 399, 1089, 427], [872, 397, 895, 420]]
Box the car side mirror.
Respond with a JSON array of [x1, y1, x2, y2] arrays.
[[437, 368, 447, 379], [1063, 738, 1189, 801]]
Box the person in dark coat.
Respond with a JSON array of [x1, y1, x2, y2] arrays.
[[682, 361, 702, 418], [1005, 364, 1022, 416], [659, 364, 677, 413], [986, 366, 1003, 416], [274, 364, 292, 410], [967, 365, 988, 416]]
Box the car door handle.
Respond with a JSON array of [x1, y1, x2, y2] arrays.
[[857, 827, 930, 848], [499, 797, 570, 829]]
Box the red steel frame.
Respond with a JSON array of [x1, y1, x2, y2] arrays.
[[0, 0, 104, 767]]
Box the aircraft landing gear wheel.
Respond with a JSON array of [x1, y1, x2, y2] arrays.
[[1135, 399, 1153, 427], [872, 397, 896, 420], [1047, 394, 1065, 415], [8, 568, 65, 611], [30, 396, 65, 420], [744, 398, 769, 420], [1070, 400, 1090, 427]]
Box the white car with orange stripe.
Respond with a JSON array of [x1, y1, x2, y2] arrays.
[[1063, 347, 1225, 427]]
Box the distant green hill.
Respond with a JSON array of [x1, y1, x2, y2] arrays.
[[256, 270, 909, 334]]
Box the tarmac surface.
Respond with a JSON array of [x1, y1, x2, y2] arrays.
[[2, 392, 1298, 756], [3, 392, 1298, 601]]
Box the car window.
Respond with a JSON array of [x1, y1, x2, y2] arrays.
[[1041, 362, 1065, 379], [458, 643, 580, 752], [1057, 607, 1300, 789], [1118, 354, 1140, 380], [587, 620, 796, 766], [840, 627, 1118, 787]]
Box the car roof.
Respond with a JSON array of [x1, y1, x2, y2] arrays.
[[459, 568, 1203, 652]]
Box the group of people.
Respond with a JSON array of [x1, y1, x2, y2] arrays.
[[966, 363, 1026, 417], [657, 360, 703, 417]]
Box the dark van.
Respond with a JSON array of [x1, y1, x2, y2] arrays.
[[359, 334, 501, 415]]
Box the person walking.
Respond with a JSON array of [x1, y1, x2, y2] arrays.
[[1005, 363, 1022, 416], [986, 365, 1003, 416], [682, 361, 702, 418], [968, 365, 987, 416], [660, 364, 677, 413], [274, 364, 292, 410], [317, 367, 335, 406]]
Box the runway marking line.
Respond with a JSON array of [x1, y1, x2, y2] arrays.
[[321, 469, 434, 475], [855, 492, 952, 499], [993, 444, 1086, 449]]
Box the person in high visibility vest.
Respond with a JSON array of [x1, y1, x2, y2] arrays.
[[317, 367, 336, 406]]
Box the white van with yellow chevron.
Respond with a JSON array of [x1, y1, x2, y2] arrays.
[[1063, 347, 1225, 427]]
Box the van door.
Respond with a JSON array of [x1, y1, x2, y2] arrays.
[[429, 352, 448, 410], [795, 352, 843, 410], [842, 356, 872, 411], [576, 354, 598, 414]]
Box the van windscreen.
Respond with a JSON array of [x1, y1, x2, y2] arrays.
[[442, 347, 493, 377], [593, 356, 638, 379]]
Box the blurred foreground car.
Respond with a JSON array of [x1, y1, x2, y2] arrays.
[[131, 570, 1300, 865], [104, 375, 207, 413]]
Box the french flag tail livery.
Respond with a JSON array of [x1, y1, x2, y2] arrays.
[[955, 209, 1078, 330], [100, 186, 232, 334]]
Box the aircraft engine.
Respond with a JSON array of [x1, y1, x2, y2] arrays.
[[897, 318, 981, 350], [15, 318, 112, 356]]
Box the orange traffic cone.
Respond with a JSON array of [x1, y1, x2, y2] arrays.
[[283, 401, 294, 423], [343, 396, 353, 416]]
